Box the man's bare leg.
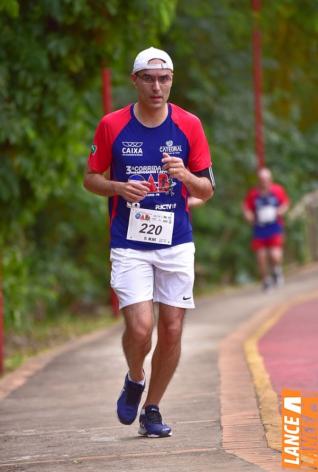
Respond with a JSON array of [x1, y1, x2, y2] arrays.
[[256, 248, 272, 290], [256, 248, 268, 279], [144, 303, 185, 406], [269, 246, 283, 266], [269, 246, 284, 286], [117, 301, 154, 425], [122, 300, 154, 382]]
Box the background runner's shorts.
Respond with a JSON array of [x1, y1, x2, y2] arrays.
[[110, 242, 195, 310], [252, 234, 284, 251]]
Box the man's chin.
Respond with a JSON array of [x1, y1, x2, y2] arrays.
[[149, 97, 163, 105], [149, 99, 167, 109]]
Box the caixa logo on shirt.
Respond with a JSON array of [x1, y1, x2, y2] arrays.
[[159, 140, 182, 155], [122, 142, 143, 156]]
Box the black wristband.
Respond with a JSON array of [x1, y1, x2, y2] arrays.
[[192, 166, 215, 189]]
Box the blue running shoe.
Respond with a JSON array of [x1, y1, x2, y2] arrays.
[[117, 374, 145, 425], [138, 405, 172, 438]]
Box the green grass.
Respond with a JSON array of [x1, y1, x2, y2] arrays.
[[3, 308, 120, 374]]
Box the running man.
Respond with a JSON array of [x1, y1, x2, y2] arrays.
[[243, 168, 289, 291], [84, 47, 215, 437]]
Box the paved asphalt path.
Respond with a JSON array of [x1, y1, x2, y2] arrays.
[[259, 294, 318, 393], [1, 265, 317, 472]]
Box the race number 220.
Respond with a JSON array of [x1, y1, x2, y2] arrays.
[[127, 207, 174, 245]]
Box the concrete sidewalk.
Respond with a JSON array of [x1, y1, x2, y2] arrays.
[[1, 265, 317, 472]]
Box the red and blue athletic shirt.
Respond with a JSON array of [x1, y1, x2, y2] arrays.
[[88, 103, 212, 250], [244, 184, 289, 239]]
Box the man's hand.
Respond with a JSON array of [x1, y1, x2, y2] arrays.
[[83, 167, 150, 202], [162, 153, 213, 201], [277, 203, 289, 217], [243, 207, 255, 224], [117, 180, 151, 203], [162, 153, 190, 183]]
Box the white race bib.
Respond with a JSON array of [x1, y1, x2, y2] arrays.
[[257, 205, 277, 224], [127, 207, 174, 245]]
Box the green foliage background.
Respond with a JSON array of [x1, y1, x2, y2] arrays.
[[1, 0, 317, 329]]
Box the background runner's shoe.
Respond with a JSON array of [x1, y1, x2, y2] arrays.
[[138, 405, 172, 438], [117, 374, 145, 425], [272, 266, 285, 287], [262, 276, 273, 292]]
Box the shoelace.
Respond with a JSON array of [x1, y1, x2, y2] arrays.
[[146, 408, 162, 424], [126, 382, 144, 405]]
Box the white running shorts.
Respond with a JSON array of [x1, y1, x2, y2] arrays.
[[110, 242, 195, 310]]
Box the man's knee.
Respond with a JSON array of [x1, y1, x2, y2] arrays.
[[159, 318, 184, 346], [126, 321, 153, 346], [270, 247, 283, 261], [123, 302, 154, 345]]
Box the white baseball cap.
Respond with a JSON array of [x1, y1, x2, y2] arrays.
[[132, 47, 174, 74]]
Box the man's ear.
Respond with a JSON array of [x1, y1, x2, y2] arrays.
[[131, 74, 138, 87]]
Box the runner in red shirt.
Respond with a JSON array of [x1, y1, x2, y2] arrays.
[[243, 168, 289, 291]]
